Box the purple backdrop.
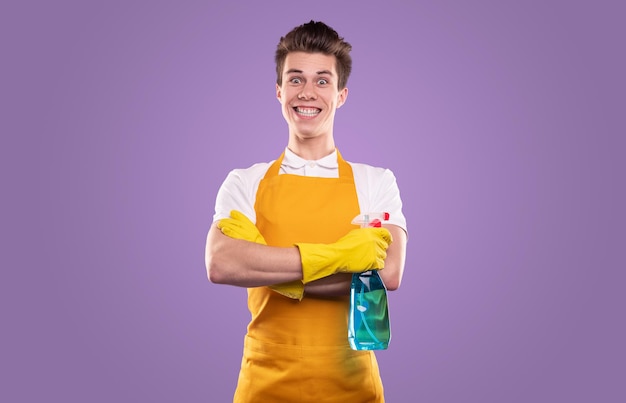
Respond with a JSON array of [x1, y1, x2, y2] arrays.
[[3, 0, 625, 402]]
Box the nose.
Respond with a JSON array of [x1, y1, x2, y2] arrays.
[[298, 81, 317, 100]]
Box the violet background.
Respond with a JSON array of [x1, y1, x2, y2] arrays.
[[2, 0, 624, 402]]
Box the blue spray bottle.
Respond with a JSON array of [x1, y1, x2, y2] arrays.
[[348, 212, 391, 350]]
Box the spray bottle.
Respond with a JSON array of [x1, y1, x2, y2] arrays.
[[348, 212, 391, 350]]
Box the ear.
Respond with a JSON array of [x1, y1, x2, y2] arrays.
[[336, 87, 349, 109], [276, 83, 282, 102]]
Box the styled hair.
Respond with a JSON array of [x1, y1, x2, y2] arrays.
[[275, 21, 352, 90]]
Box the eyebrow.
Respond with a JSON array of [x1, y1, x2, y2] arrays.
[[285, 69, 334, 76]]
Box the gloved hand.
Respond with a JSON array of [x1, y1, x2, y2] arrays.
[[268, 280, 305, 300], [217, 210, 304, 300], [296, 227, 392, 284], [217, 210, 266, 245]]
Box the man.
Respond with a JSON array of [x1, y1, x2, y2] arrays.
[[205, 20, 407, 402]]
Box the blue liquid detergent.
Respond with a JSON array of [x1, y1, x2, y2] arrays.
[[348, 270, 390, 350]]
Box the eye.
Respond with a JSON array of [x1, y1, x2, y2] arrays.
[[317, 78, 329, 85], [289, 77, 302, 84]]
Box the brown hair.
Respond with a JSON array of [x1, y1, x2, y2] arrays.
[[275, 21, 352, 90]]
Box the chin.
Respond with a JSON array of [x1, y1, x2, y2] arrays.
[[296, 128, 324, 138]]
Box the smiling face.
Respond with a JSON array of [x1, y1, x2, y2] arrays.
[[276, 51, 348, 158]]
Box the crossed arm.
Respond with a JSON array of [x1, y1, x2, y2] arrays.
[[205, 218, 406, 297]]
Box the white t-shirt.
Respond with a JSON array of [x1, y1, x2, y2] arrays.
[[213, 148, 407, 232]]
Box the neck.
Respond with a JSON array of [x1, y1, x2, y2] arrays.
[[287, 134, 335, 160]]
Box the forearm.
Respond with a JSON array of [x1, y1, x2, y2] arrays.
[[205, 223, 303, 287], [304, 273, 352, 297], [378, 224, 407, 291]]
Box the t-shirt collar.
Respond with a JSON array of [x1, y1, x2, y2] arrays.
[[283, 147, 338, 169]]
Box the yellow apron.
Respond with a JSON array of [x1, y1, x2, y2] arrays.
[[233, 150, 385, 402]]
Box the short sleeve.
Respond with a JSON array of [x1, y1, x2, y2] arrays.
[[212, 163, 271, 224], [350, 163, 408, 234]]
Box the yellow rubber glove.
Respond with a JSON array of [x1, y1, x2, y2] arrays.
[[217, 210, 266, 244], [217, 210, 304, 300], [296, 227, 392, 284]]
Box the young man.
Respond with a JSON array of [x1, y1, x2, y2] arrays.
[[205, 21, 408, 402]]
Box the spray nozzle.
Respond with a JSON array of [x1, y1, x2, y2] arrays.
[[351, 212, 390, 228]]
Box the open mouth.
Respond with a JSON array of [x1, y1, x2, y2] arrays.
[[294, 107, 321, 117]]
